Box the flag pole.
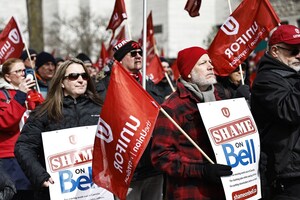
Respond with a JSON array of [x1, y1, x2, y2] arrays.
[[160, 107, 215, 164], [142, 0, 147, 89], [125, 21, 132, 40], [14, 16, 40, 93], [164, 72, 176, 92], [23, 41, 40, 93], [227, 0, 244, 85]]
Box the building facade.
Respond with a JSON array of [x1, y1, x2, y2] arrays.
[[0, 0, 299, 59]]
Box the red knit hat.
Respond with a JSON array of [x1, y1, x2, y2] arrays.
[[177, 47, 208, 80], [269, 25, 300, 46]]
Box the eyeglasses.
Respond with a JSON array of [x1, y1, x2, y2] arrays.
[[64, 73, 89, 81], [130, 50, 143, 57], [9, 69, 25, 75], [276, 46, 300, 56]]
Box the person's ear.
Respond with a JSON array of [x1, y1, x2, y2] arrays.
[[187, 74, 191, 79], [270, 46, 278, 58], [61, 83, 65, 88], [4, 74, 11, 83]]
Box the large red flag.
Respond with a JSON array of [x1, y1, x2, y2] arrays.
[[208, 0, 280, 76], [94, 42, 110, 71], [92, 62, 160, 200], [184, 0, 202, 17], [106, 0, 127, 33], [146, 54, 165, 84], [0, 17, 24, 64]]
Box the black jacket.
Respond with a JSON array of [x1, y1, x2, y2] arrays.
[[15, 95, 101, 189], [251, 53, 300, 180], [96, 72, 164, 181]]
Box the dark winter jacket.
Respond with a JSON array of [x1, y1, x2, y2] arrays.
[[14, 95, 101, 189], [251, 53, 300, 180]]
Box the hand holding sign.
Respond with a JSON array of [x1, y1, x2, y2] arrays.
[[202, 163, 232, 183]]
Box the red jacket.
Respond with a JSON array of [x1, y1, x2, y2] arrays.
[[151, 81, 225, 199], [0, 89, 26, 158], [0, 89, 44, 158]]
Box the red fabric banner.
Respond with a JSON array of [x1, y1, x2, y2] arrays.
[[139, 11, 156, 59], [108, 26, 126, 57], [106, 0, 127, 33], [146, 54, 165, 84], [184, 0, 202, 17], [94, 42, 110, 71], [171, 59, 180, 81], [208, 0, 280, 76], [0, 17, 24, 64], [92, 62, 160, 200]]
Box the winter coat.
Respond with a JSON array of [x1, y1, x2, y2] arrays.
[[14, 95, 102, 189], [251, 53, 300, 180]]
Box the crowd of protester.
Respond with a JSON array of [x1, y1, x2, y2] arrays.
[[0, 23, 299, 200]]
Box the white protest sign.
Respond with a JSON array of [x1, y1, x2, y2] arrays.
[[42, 125, 113, 200], [198, 98, 261, 200]]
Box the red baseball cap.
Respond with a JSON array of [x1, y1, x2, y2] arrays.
[[269, 25, 300, 46]]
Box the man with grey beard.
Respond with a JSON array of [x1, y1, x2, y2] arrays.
[[151, 46, 232, 200], [251, 24, 300, 200]]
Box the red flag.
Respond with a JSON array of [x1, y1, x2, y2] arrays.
[[139, 11, 156, 59], [171, 59, 180, 81], [106, 0, 127, 33], [92, 62, 160, 200], [94, 42, 110, 71], [0, 17, 24, 64], [51, 49, 56, 57], [184, 0, 202, 17], [208, 0, 280, 76], [160, 48, 165, 57], [146, 54, 165, 84], [107, 26, 126, 57]]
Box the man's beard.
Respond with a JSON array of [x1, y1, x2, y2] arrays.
[[290, 63, 300, 72], [190, 71, 217, 89]]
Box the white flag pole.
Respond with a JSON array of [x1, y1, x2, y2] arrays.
[[227, 0, 244, 85], [14, 16, 40, 93], [142, 0, 147, 89]]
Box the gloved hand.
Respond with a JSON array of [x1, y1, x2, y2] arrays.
[[0, 168, 16, 200], [202, 163, 232, 183], [27, 90, 44, 110], [235, 84, 250, 100], [27, 90, 44, 103]]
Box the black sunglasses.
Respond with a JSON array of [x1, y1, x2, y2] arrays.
[[130, 50, 143, 57], [276, 46, 300, 56], [64, 73, 89, 81]]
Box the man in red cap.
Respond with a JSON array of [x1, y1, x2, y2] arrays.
[[151, 46, 232, 199], [251, 24, 300, 200]]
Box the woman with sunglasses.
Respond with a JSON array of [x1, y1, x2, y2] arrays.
[[14, 58, 103, 200], [0, 58, 43, 199]]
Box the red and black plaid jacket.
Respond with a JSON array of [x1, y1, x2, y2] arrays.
[[151, 81, 226, 200]]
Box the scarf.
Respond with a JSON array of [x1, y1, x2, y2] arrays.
[[180, 77, 216, 102]]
